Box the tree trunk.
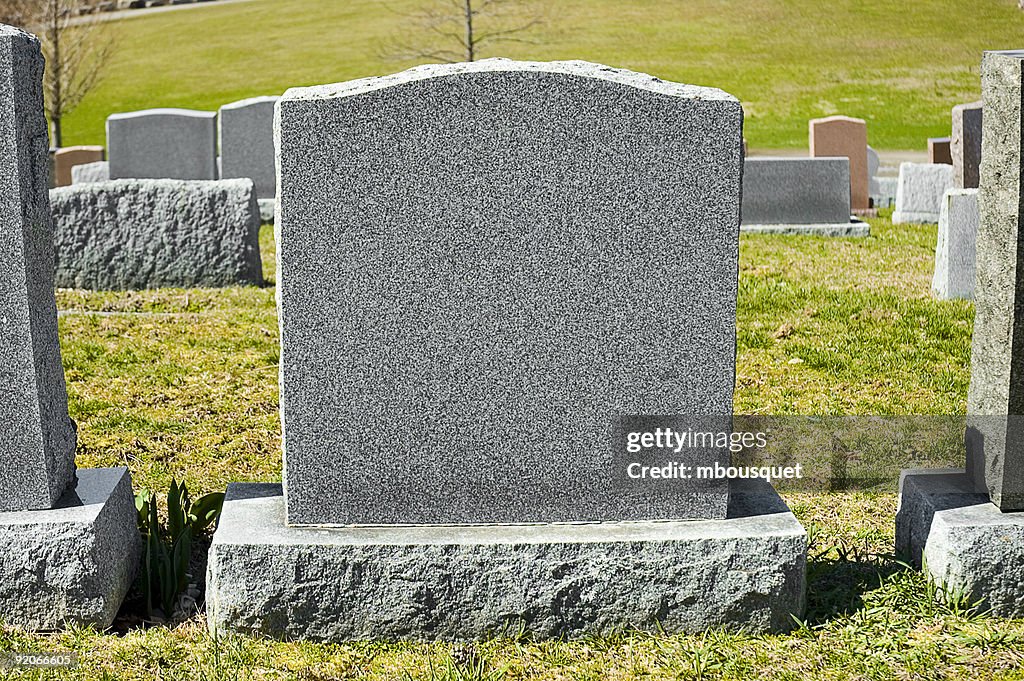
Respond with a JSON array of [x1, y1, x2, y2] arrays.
[[463, 0, 474, 61], [51, 117, 62, 148]]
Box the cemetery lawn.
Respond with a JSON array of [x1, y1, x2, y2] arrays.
[[5, 214, 1022, 680], [62, 0, 1024, 151]]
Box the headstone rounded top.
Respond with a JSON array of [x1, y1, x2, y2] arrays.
[[107, 108, 217, 121], [809, 114, 866, 125], [0, 24, 36, 40], [220, 95, 281, 111], [282, 59, 738, 104]]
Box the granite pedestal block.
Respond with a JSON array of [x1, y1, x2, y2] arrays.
[[931, 189, 978, 300], [219, 96, 278, 199], [0, 25, 77, 512], [0, 467, 141, 630], [49, 178, 262, 289], [107, 108, 217, 180], [896, 469, 1024, 617], [71, 160, 109, 184], [740, 222, 869, 237], [277, 60, 742, 526], [892, 162, 954, 224], [207, 480, 807, 640]]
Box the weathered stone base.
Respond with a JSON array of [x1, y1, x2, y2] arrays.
[[892, 210, 941, 224], [207, 480, 806, 641], [896, 469, 1024, 617], [0, 468, 141, 630], [741, 220, 869, 237]]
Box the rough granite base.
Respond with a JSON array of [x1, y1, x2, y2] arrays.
[[0, 467, 141, 630], [207, 480, 806, 641], [741, 220, 869, 237], [896, 469, 1024, 617]]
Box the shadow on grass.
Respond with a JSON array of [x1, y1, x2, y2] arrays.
[[804, 542, 905, 625]]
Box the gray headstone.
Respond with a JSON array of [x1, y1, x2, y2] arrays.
[[71, 160, 109, 184], [219, 96, 278, 200], [0, 26, 77, 512], [277, 59, 742, 526], [966, 50, 1024, 512], [931, 188, 978, 300], [892, 162, 954, 224], [741, 157, 850, 225], [49, 179, 262, 290], [872, 176, 897, 209], [867, 145, 880, 196], [107, 108, 217, 180], [952, 101, 983, 189]]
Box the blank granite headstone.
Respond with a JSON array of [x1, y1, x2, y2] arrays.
[[931, 188, 978, 300], [277, 60, 740, 527], [892, 162, 954, 224], [219, 96, 278, 200], [107, 108, 217, 180], [867, 145, 880, 198], [53, 145, 104, 187], [0, 25, 77, 512], [208, 59, 807, 641], [49, 179, 262, 289], [741, 157, 866, 235], [928, 137, 952, 165], [809, 115, 869, 211], [71, 160, 109, 183], [952, 101, 983, 189], [0, 24, 139, 630]]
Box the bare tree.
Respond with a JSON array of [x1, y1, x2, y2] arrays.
[[384, 0, 544, 64], [0, 0, 115, 147]]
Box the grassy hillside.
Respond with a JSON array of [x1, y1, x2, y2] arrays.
[[60, 0, 1024, 150]]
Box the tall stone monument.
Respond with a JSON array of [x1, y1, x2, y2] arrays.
[[809, 115, 870, 211], [0, 24, 139, 630], [208, 59, 806, 640], [952, 101, 983, 189], [897, 50, 1024, 617]]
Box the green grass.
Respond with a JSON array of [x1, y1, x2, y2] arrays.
[[59, 0, 1024, 150], [0, 217, 1002, 679]]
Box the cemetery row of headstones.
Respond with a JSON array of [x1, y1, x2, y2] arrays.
[[3, 20, 1022, 639]]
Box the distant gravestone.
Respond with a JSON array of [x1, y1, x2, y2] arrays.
[[49, 179, 263, 289], [277, 60, 741, 526], [928, 137, 952, 165], [741, 157, 865, 235], [0, 24, 139, 631], [0, 25, 77, 512], [966, 50, 1024, 512], [952, 101, 983, 189], [53, 145, 104, 187], [867, 145, 880, 197], [809, 115, 869, 211], [892, 162, 954, 224], [219, 96, 278, 200], [931, 188, 978, 300], [71, 160, 109, 183], [107, 108, 217, 180]]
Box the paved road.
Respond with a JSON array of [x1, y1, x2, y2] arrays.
[[71, 0, 258, 25]]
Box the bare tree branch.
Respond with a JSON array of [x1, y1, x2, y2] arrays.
[[0, 0, 117, 147], [380, 0, 545, 64]]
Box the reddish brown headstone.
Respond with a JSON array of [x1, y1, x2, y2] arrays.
[[809, 115, 869, 211], [928, 136, 952, 165], [53, 145, 105, 187]]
